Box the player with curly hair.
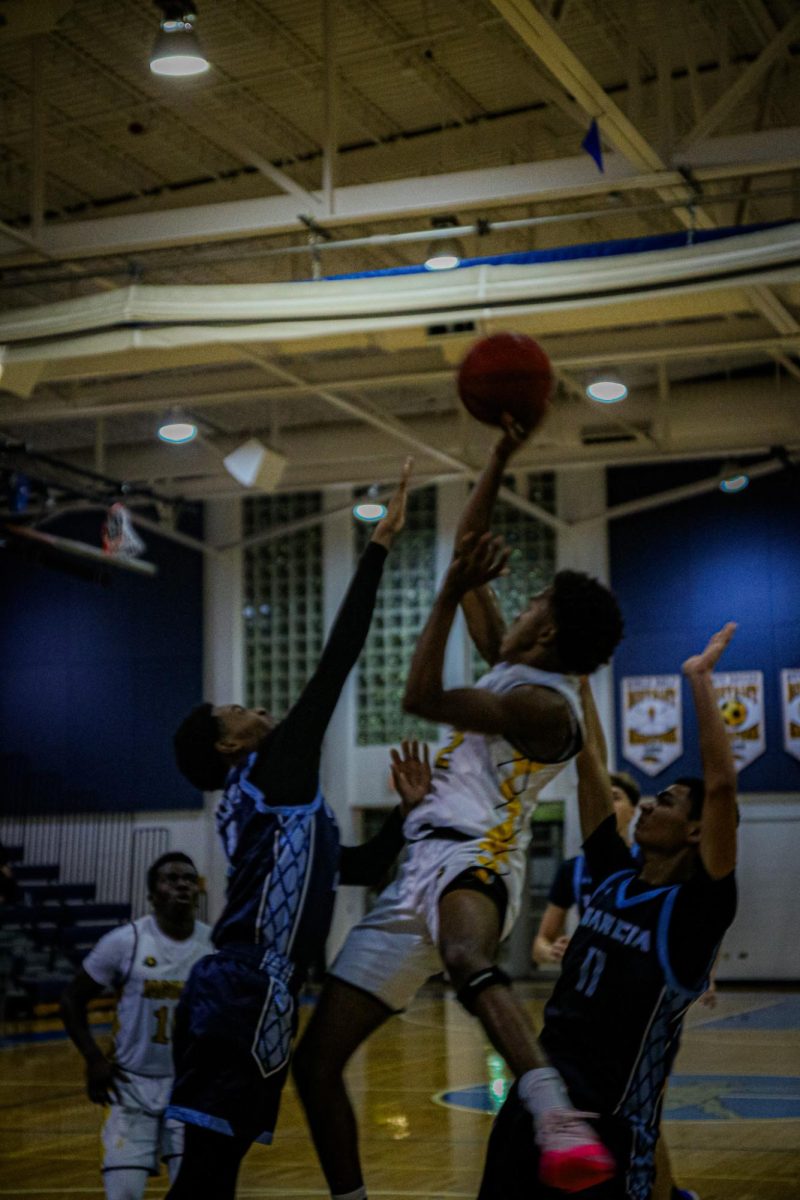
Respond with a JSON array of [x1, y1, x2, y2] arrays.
[[293, 420, 624, 1200]]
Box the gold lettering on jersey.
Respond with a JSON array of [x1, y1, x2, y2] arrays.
[[144, 956, 157, 967], [498, 754, 543, 803], [435, 731, 465, 770], [141, 979, 185, 1001]]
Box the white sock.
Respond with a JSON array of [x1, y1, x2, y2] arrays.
[[331, 1188, 367, 1200], [518, 1067, 572, 1119]]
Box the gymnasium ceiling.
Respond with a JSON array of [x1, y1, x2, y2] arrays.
[[1, 0, 800, 512]]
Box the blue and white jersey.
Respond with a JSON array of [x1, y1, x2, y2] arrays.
[[213, 752, 341, 977], [541, 860, 732, 1200]]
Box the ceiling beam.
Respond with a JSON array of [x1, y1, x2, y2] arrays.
[[1, 126, 798, 264], [679, 11, 800, 148]]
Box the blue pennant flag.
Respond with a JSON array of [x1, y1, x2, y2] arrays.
[[581, 118, 604, 173]]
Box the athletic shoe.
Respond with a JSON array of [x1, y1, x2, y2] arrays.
[[536, 1108, 616, 1192], [672, 1190, 700, 1200]]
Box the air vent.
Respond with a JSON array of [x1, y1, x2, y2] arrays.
[[581, 426, 645, 446], [427, 320, 476, 337]]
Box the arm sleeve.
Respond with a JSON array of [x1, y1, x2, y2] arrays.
[[581, 815, 637, 883], [248, 542, 388, 806], [82, 925, 134, 991], [548, 859, 578, 909], [339, 808, 405, 886], [668, 869, 737, 989]]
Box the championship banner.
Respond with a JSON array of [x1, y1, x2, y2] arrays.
[[781, 669, 800, 763], [713, 671, 765, 772], [621, 676, 682, 776]]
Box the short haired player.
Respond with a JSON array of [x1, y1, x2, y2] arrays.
[[60, 853, 212, 1200], [475, 624, 739, 1200], [293, 421, 624, 1198], [164, 464, 417, 1199]]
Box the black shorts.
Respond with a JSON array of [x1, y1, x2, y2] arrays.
[[477, 1084, 641, 1200], [440, 864, 509, 929], [166, 948, 297, 1145]]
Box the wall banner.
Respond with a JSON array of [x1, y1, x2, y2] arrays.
[[621, 675, 683, 776], [713, 671, 765, 772], [781, 669, 800, 763]]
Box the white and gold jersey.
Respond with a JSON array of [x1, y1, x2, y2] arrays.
[[404, 662, 582, 867], [83, 914, 212, 1077]]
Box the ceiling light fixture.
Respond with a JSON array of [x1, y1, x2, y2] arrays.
[[150, 3, 210, 77], [424, 216, 464, 272], [157, 413, 198, 443], [718, 467, 750, 494], [353, 501, 387, 523], [586, 378, 629, 403]]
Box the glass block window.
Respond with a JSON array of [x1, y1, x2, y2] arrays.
[[472, 472, 557, 678], [243, 492, 323, 719], [355, 486, 438, 745]]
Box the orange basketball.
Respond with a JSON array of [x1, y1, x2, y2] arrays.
[[457, 333, 553, 430]]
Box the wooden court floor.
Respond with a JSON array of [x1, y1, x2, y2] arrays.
[[1, 983, 799, 1199]]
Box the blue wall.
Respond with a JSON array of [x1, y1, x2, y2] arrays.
[[609, 462, 800, 794], [0, 510, 204, 812]]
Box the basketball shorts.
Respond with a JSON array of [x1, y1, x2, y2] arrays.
[[101, 1072, 183, 1176], [329, 834, 522, 1012], [166, 947, 296, 1145]]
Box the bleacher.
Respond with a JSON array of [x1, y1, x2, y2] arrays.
[[0, 853, 131, 1018]]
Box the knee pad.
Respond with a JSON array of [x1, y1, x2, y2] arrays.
[[456, 965, 511, 1014]]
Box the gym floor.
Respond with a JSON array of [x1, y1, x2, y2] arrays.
[[2, 981, 799, 1199]]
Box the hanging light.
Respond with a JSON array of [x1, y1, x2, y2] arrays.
[[158, 412, 198, 443], [424, 216, 464, 271], [586, 378, 628, 403], [719, 465, 750, 493], [150, 3, 210, 77], [353, 484, 387, 523]]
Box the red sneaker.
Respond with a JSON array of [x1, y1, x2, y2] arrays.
[[536, 1108, 615, 1193]]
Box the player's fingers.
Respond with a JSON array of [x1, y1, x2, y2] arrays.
[[410, 739, 419, 760], [423, 743, 430, 768]]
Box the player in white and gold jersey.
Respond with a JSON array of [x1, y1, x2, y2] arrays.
[[61, 853, 212, 1200], [294, 419, 624, 1200]]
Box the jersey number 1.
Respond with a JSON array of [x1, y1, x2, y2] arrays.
[[576, 947, 606, 998], [151, 1005, 174, 1045]]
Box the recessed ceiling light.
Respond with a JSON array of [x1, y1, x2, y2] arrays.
[[719, 471, 749, 494], [353, 502, 387, 523], [586, 379, 628, 403], [158, 418, 197, 443]]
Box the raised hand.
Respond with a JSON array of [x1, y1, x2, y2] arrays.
[[682, 622, 737, 677], [495, 411, 532, 462], [444, 531, 511, 599], [391, 740, 431, 815], [371, 457, 413, 548]]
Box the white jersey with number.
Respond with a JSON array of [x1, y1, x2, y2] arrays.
[[403, 662, 583, 864], [83, 914, 212, 1078]]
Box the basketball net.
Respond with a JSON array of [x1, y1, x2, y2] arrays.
[[102, 502, 146, 559]]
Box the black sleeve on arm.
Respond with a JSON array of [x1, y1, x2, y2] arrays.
[[581, 815, 636, 884], [548, 858, 578, 908], [248, 542, 388, 806], [339, 808, 405, 886], [668, 868, 737, 989]]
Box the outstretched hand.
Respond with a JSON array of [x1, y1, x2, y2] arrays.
[[391, 740, 431, 816], [444, 532, 511, 599], [371, 457, 413, 548], [682, 622, 737, 677]]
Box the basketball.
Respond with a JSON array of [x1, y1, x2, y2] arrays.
[[457, 332, 554, 430]]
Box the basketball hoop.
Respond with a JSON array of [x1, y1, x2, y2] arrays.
[[102, 502, 146, 559]]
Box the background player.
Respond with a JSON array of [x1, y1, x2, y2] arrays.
[[60, 853, 211, 1200], [293, 421, 624, 1198], [165, 463, 416, 1200], [476, 623, 739, 1200], [533, 771, 639, 967]]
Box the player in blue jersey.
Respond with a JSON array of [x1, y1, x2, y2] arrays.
[[533, 772, 639, 967], [165, 462, 417, 1199], [293, 422, 624, 1199], [476, 623, 739, 1200]]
